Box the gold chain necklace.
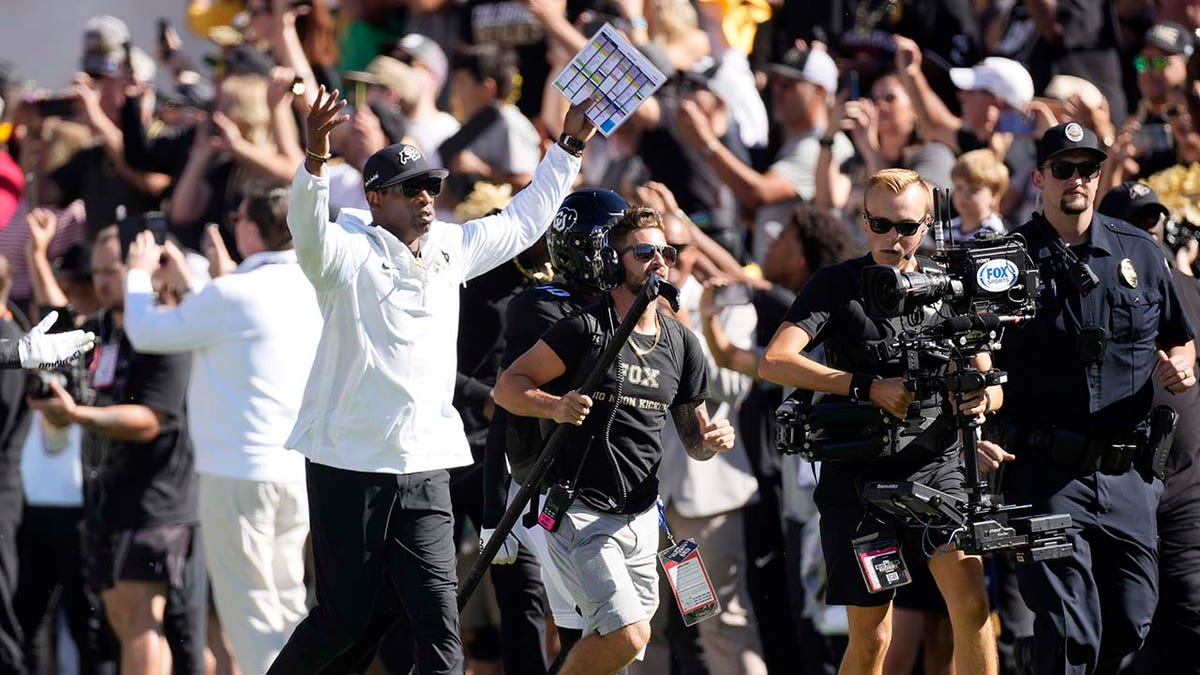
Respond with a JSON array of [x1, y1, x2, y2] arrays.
[[629, 316, 661, 357]]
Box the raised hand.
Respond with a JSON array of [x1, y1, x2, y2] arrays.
[[562, 98, 598, 144], [26, 208, 58, 257], [305, 86, 350, 174], [204, 224, 237, 279], [18, 311, 96, 369]]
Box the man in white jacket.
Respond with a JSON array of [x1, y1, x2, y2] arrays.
[[268, 87, 595, 674], [123, 185, 322, 674]]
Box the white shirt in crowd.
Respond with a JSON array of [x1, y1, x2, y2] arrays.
[[123, 250, 321, 484], [406, 111, 461, 169], [286, 144, 580, 474], [20, 412, 84, 507], [660, 276, 759, 518]]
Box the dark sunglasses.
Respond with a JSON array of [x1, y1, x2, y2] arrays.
[[619, 243, 677, 266], [397, 175, 443, 199], [863, 210, 930, 236], [1134, 55, 1171, 73], [1044, 160, 1101, 180]]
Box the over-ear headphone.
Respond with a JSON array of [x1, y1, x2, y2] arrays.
[[598, 232, 623, 289]]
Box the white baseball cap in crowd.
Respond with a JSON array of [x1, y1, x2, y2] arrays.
[[949, 57, 1034, 110], [765, 47, 838, 94]]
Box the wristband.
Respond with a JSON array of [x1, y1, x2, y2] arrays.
[[630, 15, 649, 30], [701, 138, 721, 158], [849, 373, 874, 402], [306, 149, 332, 163], [818, 137, 835, 148]]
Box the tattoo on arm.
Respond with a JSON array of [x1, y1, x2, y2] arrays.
[[671, 401, 715, 461]]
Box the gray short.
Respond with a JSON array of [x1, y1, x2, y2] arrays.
[[545, 503, 660, 637]]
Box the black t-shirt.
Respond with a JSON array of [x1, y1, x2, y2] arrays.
[[784, 254, 948, 381], [541, 301, 708, 514], [50, 146, 160, 237], [81, 311, 195, 531]]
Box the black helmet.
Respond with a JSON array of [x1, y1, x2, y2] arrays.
[[547, 189, 627, 294]]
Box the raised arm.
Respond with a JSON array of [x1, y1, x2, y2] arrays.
[[458, 102, 595, 279], [122, 231, 231, 353], [892, 36, 962, 150], [289, 86, 360, 289]]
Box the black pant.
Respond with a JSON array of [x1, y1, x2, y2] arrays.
[[380, 463, 550, 675], [13, 504, 117, 675], [1133, 487, 1200, 674], [269, 462, 462, 675], [164, 525, 207, 675]]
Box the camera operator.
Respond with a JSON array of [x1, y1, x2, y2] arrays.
[[26, 225, 200, 675], [493, 207, 736, 675], [268, 87, 594, 674], [992, 122, 1197, 674], [758, 168, 1001, 675]]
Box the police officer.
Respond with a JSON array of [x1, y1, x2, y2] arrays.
[[759, 168, 1000, 675], [992, 122, 1197, 674], [479, 189, 628, 673], [494, 206, 735, 675]]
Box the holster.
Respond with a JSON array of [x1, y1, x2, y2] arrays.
[[1137, 405, 1178, 482]]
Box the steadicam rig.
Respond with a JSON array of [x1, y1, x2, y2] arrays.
[[775, 187, 1074, 563]]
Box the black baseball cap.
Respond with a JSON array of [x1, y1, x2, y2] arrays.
[[1098, 181, 1171, 226], [1036, 122, 1108, 166], [362, 143, 448, 192]]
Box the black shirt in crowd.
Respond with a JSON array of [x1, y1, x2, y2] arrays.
[[81, 311, 195, 532], [541, 300, 708, 515], [50, 146, 160, 238]]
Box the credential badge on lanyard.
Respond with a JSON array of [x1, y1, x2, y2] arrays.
[[656, 498, 721, 625]]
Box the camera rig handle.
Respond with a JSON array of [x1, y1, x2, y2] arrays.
[[458, 274, 681, 609]]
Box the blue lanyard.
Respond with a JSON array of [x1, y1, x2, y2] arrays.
[[656, 497, 677, 547]]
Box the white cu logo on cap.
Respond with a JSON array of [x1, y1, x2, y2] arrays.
[[398, 146, 423, 165], [1065, 123, 1084, 142]]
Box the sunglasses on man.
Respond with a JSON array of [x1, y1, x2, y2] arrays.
[[1042, 160, 1102, 181], [618, 243, 678, 266], [395, 175, 444, 199], [862, 210, 930, 236], [1134, 55, 1173, 73]]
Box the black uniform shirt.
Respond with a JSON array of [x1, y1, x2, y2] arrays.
[[541, 301, 708, 515], [995, 213, 1194, 435]]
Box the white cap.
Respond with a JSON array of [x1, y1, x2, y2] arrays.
[[949, 57, 1034, 110], [766, 47, 838, 94]]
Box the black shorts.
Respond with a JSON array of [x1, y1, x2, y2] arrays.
[[815, 447, 965, 608], [85, 523, 195, 592]]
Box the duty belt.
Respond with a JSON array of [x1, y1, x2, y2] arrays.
[[1022, 425, 1150, 475]]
